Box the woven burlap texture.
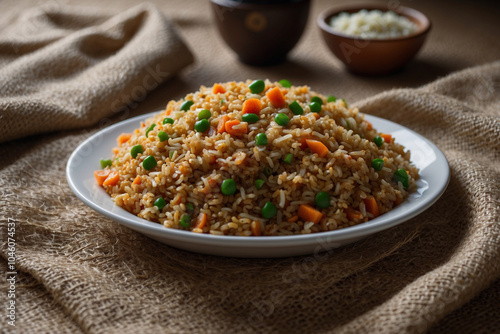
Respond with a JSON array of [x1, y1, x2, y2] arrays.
[[1, 59, 499, 333], [0, 5, 499, 330], [0, 3, 194, 143]]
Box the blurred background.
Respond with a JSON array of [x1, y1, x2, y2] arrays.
[[3, 0, 499, 116]]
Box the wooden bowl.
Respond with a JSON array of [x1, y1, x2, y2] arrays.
[[317, 4, 431, 75], [210, 0, 310, 65]]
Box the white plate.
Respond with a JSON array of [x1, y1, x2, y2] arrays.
[[66, 112, 449, 258]]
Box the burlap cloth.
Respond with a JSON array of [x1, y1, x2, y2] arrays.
[[1, 1, 500, 333], [0, 3, 194, 143]]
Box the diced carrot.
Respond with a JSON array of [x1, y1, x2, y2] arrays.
[[194, 212, 208, 230], [94, 170, 111, 186], [117, 133, 132, 146], [251, 220, 262, 236], [266, 87, 286, 108], [297, 204, 323, 224], [132, 175, 141, 185], [112, 148, 119, 155], [217, 115, 229, 134], [242, 98, 262, 115], [406, 170, 410, 175], [312, 113, 321, 120], [102, 171, 120, 186], [305, 139, 329, 158], [287, 215, 299, 223], [345, 207, 363, 221], [363, 196, 380, 218], [365, 121, 373, 131], [298, 136, 311, 149], [165, 108, 172, 116], [381, 133, 392, 143], [213, 83, 226, 94], [220, 105, 228, 112], [225, 119, 247, 136]]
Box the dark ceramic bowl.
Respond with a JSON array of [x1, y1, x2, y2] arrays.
[[210, 0, 310, 65], [317, 4, 431, 75]]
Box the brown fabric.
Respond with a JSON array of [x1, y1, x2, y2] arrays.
[[1, 1, 500, 333], [0, 3, 194, 143]]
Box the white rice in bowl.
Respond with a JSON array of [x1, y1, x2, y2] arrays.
[[329, 9, 417, 39]]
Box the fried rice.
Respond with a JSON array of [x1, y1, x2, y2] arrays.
[[96, 80, 419, 236]]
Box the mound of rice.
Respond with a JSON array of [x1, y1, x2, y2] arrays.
[[329, 9, 417, 39], [98, 80, 418, 236]]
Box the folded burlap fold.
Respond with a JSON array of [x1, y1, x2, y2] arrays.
[[0, 3, 194, 143]]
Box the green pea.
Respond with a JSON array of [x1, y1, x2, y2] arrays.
[[179, 214, 191, 228], [289, 101, 304, 115], [263, 166, 272, 177], [100, 159, 112, 169], [163, 118, 174, 125], [275, 113, 290, 126], [327, 95, 337, 103], [261, 201, 277, 219], [145, 123, 156, 137], [279, 79, 291, 88], [158, 131, 169, 142], [186, 202, 194, 212], [309, 101, 321, 113], [142, 155, 157, 170], [130, 145, 144, 159], [242, 113, 260, 123], [373, 136, 384, 147], [311, 96, 323, 105], [181, 100, 194, 111], [195, 119, 210, 132], [198, 109, 211, 120], [221, 179, 237, 195], [154, 197, 166, 211], [371, 158, 385, 171], [255, 133, 268, 146], [249, 80, 265, 94], [283, 153, 294, 164], [394, 169, 409, 189], [254, 179, 265, 189], [315, 192, 330, 209]]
